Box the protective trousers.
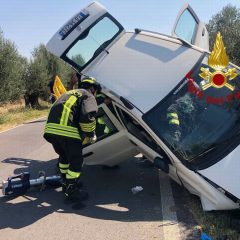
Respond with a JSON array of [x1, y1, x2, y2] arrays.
[[48, 136, 83, 180]]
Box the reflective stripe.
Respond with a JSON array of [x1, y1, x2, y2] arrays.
[[46, 123, 79, 133], [80, 125, 96, 132], [97, 117, 105, 125], [66, 170, 81, 179], [169, 119, 180, 125], [104, 126, 110, 134], [80, 120, 96, 132], [44, 127, 81, 139], [45, 123, 80, 139], [59, 163, 69, 169], [167, 113, 178, 119], [82, 79, 95, 84], [59, 169, 68, 174], [96, 93, 105, 98], [59, 164, 69, 173], [60, 96, 77, 126]]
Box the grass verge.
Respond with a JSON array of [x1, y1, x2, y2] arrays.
[[0, 100, 50, 132], [187, 193, 240, 240]]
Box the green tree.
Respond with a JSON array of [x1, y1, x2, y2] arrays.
[[207, 5, 240, 65], [0, 30, 26, 103], [23, 59, 48, 108], [24, 44, 73, 108]]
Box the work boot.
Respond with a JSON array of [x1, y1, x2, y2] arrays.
[[64, 179, 88, 204], [61, 174, 83, 193]]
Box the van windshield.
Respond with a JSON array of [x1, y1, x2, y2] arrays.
[[143, 54, 240, 169], [63, 14, 123, 70]]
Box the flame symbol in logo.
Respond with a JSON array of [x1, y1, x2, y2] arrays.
[[199, 32, 238, 91]]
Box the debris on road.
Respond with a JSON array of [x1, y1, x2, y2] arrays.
[[200, 232, 212, 240], [131, 186, 143, 194], [195, 226, 213, 240]]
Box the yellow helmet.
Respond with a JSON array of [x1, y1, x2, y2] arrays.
[[79, 77, 102, 92]]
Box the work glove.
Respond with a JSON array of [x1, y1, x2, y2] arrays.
[[90, 135, 97, 144], [82, 137, 90, 145]]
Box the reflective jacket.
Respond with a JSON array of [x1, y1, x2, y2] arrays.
[[95, 93, 110, 135], [44, 89, 98, 141], [166, 94, 201, 143]]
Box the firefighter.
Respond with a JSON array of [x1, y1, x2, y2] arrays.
[[79, 79, 112, 138], [166, 94, 197, 147], [95, 93, 111, 136], [68, 71, 82, 90], [43, 77, 101, 203], [47, 76, 57, 103]]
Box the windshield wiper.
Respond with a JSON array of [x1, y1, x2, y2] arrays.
[[92, 40, 111, 58], [189, 145, 216, 162], [190, 132, 240, 162]]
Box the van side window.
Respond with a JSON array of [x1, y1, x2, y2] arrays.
[[115, 107, 167, 156]]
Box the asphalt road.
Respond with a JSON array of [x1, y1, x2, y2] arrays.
[[0, 119, 199, 240]]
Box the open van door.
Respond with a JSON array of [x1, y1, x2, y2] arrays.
[[172, 3, 209, 51], [82, 103, 138, 166], [46, 1, 124, 72]]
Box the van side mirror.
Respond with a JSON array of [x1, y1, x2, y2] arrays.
[[154, 157, 169, 173]]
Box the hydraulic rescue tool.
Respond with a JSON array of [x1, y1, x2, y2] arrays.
[[0, 171, 61, 196]]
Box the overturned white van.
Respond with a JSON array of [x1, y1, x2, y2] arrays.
[[46, 2, 240, 211]]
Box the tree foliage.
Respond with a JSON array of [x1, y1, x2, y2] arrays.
[[24, 44, 73, 107], [207, 5, 240, 65], [0, 29, 73, 107], [0, 31, 26, 103]]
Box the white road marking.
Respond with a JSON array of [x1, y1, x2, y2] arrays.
[[158, 170, 182, 240]]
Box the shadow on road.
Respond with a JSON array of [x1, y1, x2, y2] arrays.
[[0, 157, 196, 238]]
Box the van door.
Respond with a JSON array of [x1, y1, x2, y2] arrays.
[[82, 103, 138, 166], [111, 102, 181, 183], [172, 3, 209, 51], [112, 103, 164, 161], [46, 2, 124, 72]]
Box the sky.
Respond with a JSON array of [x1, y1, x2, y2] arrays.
[[0, 0, 240, 59]]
